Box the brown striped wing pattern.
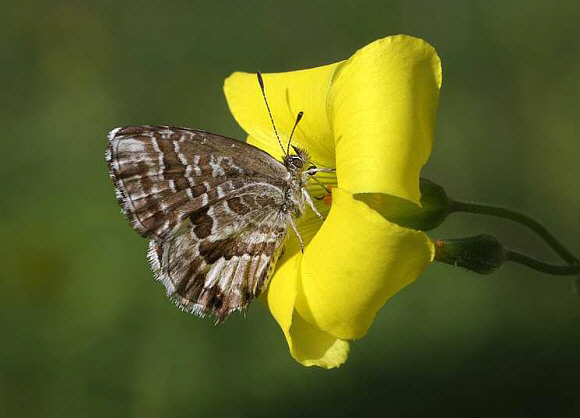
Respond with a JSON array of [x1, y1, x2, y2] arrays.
[[106, 125, 294, 319]]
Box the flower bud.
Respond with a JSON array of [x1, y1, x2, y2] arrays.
[[434, 234, 506, 274]]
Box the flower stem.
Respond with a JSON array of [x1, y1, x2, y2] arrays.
[[450, 200, 579, 266], [505, 249, 580, 276]]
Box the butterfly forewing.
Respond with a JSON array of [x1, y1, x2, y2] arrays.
[[107, 125, 295, 319], [106, 125, 289, 240]]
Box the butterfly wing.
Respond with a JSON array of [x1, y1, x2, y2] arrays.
[[148, 191, 288, 319], [107, 125, 292, 319], [106, 125, 289, 241]]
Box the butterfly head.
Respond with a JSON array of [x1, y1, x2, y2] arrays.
[[283, 145, 311, 173]]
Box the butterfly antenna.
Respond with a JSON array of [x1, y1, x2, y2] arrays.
[[286, 111, 303, 155], [256, 72, 285, 155]]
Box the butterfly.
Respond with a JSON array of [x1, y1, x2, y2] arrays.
[[106, 72, 333, 321]]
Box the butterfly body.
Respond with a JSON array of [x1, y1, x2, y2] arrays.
[[106, 125, 315, 320]]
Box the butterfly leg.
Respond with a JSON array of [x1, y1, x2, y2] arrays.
[[302, 187, 325, 221], [311, 175, 333, 195], [289, 217, 304, 252], [310, 177, 331, 201]]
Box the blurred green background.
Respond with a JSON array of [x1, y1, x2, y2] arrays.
[[2, 1, 579, 416]]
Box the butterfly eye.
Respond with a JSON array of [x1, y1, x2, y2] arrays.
[[307, 165, 317, 171], [291, 157, 303, 169]]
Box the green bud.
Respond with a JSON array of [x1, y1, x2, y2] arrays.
[[434, 234, 506, 274]]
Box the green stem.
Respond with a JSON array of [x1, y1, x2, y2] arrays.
[[505, 249, 580, 276], [451, 200, 579, 266]]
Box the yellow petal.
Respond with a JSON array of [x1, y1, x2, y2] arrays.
[[264, 252, 349, 368], [224, 63, 342, 167], [329, 35, 442, 204], [287, 311, 349, 368], [263, 252, 300, 343], [245, 135, 281, 164], [296, 188, 434, 340]]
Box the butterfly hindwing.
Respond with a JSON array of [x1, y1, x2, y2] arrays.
[[148, 193, 289, 319]]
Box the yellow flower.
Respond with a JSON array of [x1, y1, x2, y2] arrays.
[[223, 35, 442, 368]]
